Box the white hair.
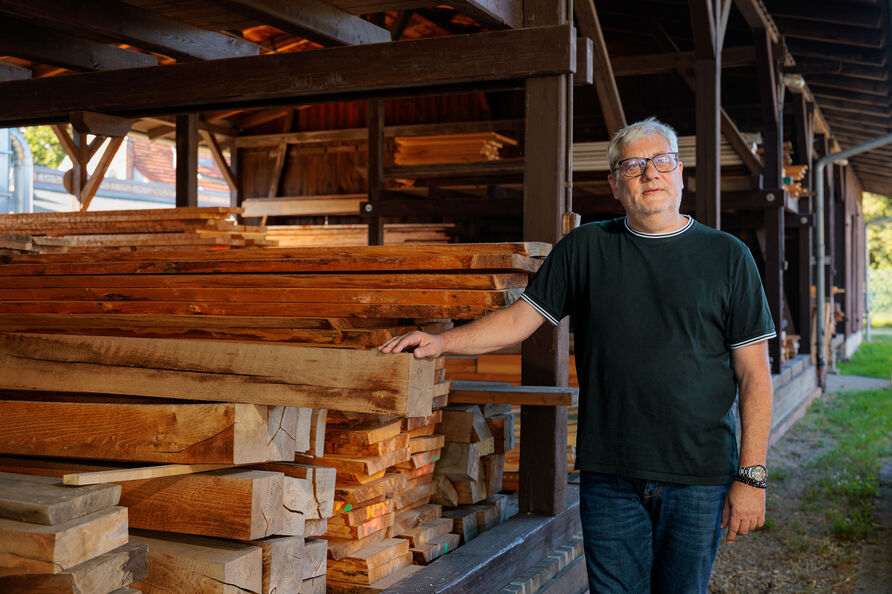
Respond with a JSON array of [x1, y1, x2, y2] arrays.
[[606, 117, 679, 170]]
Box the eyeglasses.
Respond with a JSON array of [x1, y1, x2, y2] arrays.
[[613, 152, 680, 177]]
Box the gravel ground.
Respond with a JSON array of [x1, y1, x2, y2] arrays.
[[708, 389, 875, 593]]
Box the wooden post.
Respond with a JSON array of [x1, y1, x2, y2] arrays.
[[755, 27, 784, 374], [367, 99, 385, 246], [72, 129, 87, 207], [689, 0, 731, 230], [792, 96, 814, 355], [176, 114, 199, 208], [519, 0, 571, 517]]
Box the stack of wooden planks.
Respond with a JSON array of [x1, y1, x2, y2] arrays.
[[0, 239, 547, 592], [0, 471, 145, 593], [263, 223, 457, 247], [313, 406, 459, 590], [393, 132, 518, 165], [0, 207, 276, 253], [444, 354, 579, 490], [0, 242, 544, 349]]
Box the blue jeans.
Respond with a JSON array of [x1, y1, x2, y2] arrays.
[[579, 471, 729, 593]]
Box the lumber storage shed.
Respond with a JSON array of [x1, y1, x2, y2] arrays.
[[0, 1, 889, 592]]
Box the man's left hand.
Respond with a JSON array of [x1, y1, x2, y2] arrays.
[[721, 480, 766, 542]]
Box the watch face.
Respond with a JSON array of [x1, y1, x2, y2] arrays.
[[749, 466, 768, 482]]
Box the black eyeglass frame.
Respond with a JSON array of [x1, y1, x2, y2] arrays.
[[613, 152, 680, 177]]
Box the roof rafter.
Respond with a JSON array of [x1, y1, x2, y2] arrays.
[[211, 0, 391, 46], [0, 0, 260, 62]]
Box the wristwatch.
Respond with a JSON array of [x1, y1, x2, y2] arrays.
[[734, 465, 768, 489]]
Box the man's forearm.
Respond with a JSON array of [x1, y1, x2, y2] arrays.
[[733, 344, 774, 467], [439, 300, 546, 355]]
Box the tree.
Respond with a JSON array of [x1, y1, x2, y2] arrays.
[[19, 126, 66, 169], [864, 192, 892, 317]]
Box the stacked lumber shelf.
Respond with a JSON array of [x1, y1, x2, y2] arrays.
[[393, 132, 518, 165], [0, 207, 277, 254], [263, 223, 457, 247], [0, 240, 547, 592], [444, 354, 579, 490], [0, 471, 147, 593]]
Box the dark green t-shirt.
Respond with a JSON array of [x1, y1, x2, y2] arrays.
[[521, 216, 775, 485]]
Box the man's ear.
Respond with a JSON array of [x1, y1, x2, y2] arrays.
[[607, 173, 618, 198]]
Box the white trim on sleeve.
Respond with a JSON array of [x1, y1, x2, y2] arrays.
[[728, 331, 777, 349], [520, 293, 561, 326]]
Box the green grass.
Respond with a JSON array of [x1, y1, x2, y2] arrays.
[[800, 389, 892, 539], [838, 334, 892, 379]]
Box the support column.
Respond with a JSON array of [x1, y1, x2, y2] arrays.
[[175, 114, 198, 208], [792, 96, 814, 355], [689, 0, 731, 229], [519, 0, 572, 517], [367, 99, 385, 246], [755, 27, 784, 374]]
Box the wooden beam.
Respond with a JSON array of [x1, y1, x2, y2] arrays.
[[360, 196, 520, 218], [0, 333, 438, 417], [731, 0, 780, 43], [0, 506, 128, 574], [267, 144, 288, 199], [0, 18, 157, 72], [0, 25, 576, 127], [81, 137, 124, 211], [0, 400, 294, 464], [215, 0, 391, 46], [573, 0, 625, 134], [201, 130, 238, 191], [611, 46, 755, 76], [689, 0, 731, 229], [773, 16, 885, 49], [770, 1, 884, 29], [368, 99, 386, 246], [449, 382, 578, 406], [0, 542, 147, 593], [0, 472, 120, 525], [520, 0, 570, 518], [130, 532, 261, 594], [176, 114, 199, 208], [784, 37, 887, 67], [70, 111, 131, 137], [0, 0, 259, 62]]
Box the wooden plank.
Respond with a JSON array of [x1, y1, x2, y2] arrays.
[[254, 462, 336, 520], [328, 563, 424, 593], [0, 25, 576, 127], [303, 538, 328, 579], [0, 18, 157, 72], [0, 399, 291, 464], [63, 463, 232, 486], [219, 0, 391, 46], [303, 448, 411, 481], [325, 420, 404, 454], [0, 286, 522, 307], [130, 531, 262, 593], [334, 472, 407, 509], [0, 0, 259, 61], [119, 469, 286, 540], [326, 529, 388, 562], [0, 471, 120, 525], [0, 333, 436, 417], [325, 511, 395, 539], [0, 252, 541, 276], [574, 0, 626, 133], [328, 433, 410, 458], [440, 507, 477, 544], [327, 538, 411, 585], [411, 532, 460, 564], [449, 382, 578, 406], [0, 542, 147, 593], [396, 517, 452, 547], [0, 506, 128, 573], [243, 536, 303, 594]]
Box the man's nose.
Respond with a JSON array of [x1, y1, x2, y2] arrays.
[[641, 159, 661, 179]]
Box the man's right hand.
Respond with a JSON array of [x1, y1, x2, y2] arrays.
[[378, 331, 444, 358]]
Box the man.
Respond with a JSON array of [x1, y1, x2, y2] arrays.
[[380, 117, 774, 593]]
